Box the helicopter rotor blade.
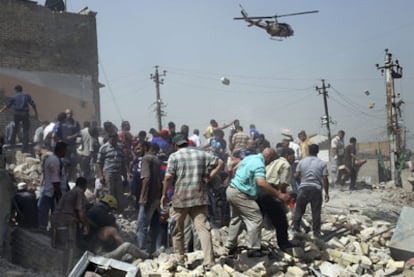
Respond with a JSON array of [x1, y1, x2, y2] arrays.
[[276, 10, 319, 18], [234, 15, 274, 20]]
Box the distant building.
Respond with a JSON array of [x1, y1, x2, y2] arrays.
[[0, 0, 100, 137]]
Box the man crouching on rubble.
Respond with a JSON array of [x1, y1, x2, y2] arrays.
[[85, 194, 149, 261], [51, 176, 89, 273], [86, 194, 124, 250]]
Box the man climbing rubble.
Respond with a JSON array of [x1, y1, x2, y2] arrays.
[[162, 134, 224, 271]]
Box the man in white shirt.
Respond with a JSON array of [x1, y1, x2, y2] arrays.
[[331, 130, 345, 185], [189, 129, 201, 148]]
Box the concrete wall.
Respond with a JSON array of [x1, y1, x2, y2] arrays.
[[11, 228, 64, 273], [0, 0, 100, 137]]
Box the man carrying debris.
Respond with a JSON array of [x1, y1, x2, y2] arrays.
[[162, 134, 223, 271], [51, 176, 89, 273], [258, 147, 297, 252], [225, 147, 290, 257], [293, 144, 329, 237], [0, 84, 38, 152], [342, 137, 367, 190]]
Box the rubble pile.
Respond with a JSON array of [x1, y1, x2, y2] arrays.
[[6, 151, 43, 190], [110, 211, 413, 277], [3, 151, 414, 276]]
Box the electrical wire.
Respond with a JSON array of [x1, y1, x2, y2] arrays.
[[99, 60, 124, 121]]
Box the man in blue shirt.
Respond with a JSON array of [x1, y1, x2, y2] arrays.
[[0, 85, 38, 152], [225, 147, 290, 257], [294, 144, 329, 237]]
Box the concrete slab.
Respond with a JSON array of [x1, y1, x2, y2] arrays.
[[389, 206, 414, 261]]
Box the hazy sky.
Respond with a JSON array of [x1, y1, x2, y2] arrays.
[[65, 0, 414, 147]]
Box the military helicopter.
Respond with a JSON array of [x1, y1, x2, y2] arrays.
[[234, 5, 319, 40]]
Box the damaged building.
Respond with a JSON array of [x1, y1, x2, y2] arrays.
[[0, 0, 101, 139]]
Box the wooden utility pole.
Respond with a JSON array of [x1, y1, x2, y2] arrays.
[[150, 66, 167, 131], [376, 49, 403, 186], [316, 79, 332, 144]]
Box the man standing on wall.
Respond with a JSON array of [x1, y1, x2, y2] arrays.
[[0, 85, 38, 152]]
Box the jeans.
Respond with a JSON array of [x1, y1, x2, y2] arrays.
[[293, 186, 322, 233], [38, 194, 55, 229], [136, 200, 161, 254]]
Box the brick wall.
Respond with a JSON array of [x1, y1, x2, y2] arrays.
[[0, 0, 98, 75], [0, 0, 100, 138]]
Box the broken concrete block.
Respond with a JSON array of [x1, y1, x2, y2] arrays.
[[386, 259, 405, 274], [326, 248, 343, 263], [360, 227, 376, 241], [361, 242, 370, 255], [340, 252, 361, 266], [210, 264, 230, 277], [389, 208, 414, 261], [346, 263, 364, 275], [351, 241, 363, 255], [338, 237, 349, 246], [285, 266, 307, 277], [327, 238, 344, 249], [238, 251, 269, 272], [185, 250, 203, 268], [359, 255, 372, 268], [222, 264, 236, 275], [319, 262, 345, 277]]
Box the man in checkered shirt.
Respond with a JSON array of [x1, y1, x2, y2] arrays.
[[162, 134, 224, 271]]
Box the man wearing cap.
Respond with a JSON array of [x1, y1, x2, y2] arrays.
[[11, 182, 38, 228], [0, 85, 38, 152], [162, 134, 224, 271], [96, 131, 128, 211]]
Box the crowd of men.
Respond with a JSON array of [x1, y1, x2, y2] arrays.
[[4, 85, 369, 272]]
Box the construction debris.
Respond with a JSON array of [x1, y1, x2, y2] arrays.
[[2, 151, 414, 276]]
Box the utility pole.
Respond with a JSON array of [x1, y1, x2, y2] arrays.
[[150, 65, 167, 131], [376, 49, 403, 187], [316, 79, 332, 144]]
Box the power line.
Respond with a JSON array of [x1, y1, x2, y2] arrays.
[[99, 60, 124, 121]]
